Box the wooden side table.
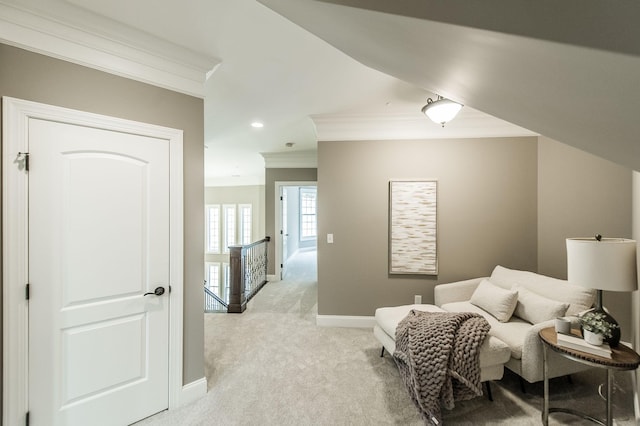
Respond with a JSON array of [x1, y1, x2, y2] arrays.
[[539, 327, 640, 426]]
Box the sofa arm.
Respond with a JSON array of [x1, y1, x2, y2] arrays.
[[519, 316, 581, 383], [434, 277, 485, 306], [518, 319, 556, 382]]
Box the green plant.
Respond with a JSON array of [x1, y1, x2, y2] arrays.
[[579, 311, 619, 338]]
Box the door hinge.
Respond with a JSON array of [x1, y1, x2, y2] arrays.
[[280, 196, 283, 201], [26, 411, 30, 426], [18, 152, 30, 171], [280, 230, 283, 235], [280, 263, 283, 268], [26, 284, 30, 300]]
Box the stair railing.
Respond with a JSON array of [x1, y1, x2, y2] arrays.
[[228, 236, 270, 313], [204, 284, 228, 313]]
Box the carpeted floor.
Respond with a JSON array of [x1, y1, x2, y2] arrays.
[[138, 249, 639, 425]]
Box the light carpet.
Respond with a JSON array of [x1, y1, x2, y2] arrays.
[[138, 250, 639, 425]]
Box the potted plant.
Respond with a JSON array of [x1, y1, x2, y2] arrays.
[[579, 311, 619, 346]]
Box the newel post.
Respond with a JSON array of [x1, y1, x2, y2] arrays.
[[227, 245, 246, 313]]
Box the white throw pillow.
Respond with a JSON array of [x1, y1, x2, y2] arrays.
[[470, 279, 518, 322], [490, 265, 595, 316], [513, 285, 569, 324]]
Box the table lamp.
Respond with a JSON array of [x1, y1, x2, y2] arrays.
[[566, 235, 638, 347]]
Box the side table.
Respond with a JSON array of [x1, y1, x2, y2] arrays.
[[539, 327, 640, 426]]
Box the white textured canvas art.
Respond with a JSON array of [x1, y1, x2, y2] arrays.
[[389, 180, 437, 275]]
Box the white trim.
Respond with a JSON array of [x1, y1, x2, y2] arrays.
[[316, 315, 376, 328], [0, 2, 219, 98], [178, 377, 207, 407], [311, 110, 538, 142], [2, 97, 185, 424], [2, 97, 29, 426], [261, 150, 317, 168], [274, 181, 317, 281], [168, 123, 185, 410], [267, 274, 279, 283]]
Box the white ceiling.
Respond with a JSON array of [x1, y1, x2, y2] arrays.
[[261, 0, 640, 174], [1, 0, 538, 186]]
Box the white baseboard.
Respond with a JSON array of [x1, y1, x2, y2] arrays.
[[267, 274, 278, 282], [316, 315, 375, 328], [178, 377, 207, 407]]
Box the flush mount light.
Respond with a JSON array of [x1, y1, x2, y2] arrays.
[[421, 95, 463, 127], [250, 121, 264, 128]]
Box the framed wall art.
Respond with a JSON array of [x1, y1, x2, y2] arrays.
[[389, 180, 438, 275]]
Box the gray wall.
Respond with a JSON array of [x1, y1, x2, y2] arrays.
[[265, 168, 318, 274], [317, 137, 539, 316], [537, 136, 633, 340], [0, 44, 205, 384]]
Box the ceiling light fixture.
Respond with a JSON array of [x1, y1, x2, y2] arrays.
[[251, 121, 264, 128], [421, 95, 463, 127]]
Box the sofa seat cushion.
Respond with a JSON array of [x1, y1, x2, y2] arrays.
[[374, 304, 444, 338], [489, 265, 595, 316], [441, 301, 531, 360], [374, 304, 510, 369]]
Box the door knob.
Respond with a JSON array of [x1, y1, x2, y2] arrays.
[[144, 286, 165, 296]]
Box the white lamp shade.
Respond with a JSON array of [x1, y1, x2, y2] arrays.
[[566, 237, 638, 292], [422, 98, 463, 125]]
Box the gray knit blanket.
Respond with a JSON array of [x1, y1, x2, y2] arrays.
[[393, 310, 490, 425]]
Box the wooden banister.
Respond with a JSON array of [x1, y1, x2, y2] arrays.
[[227, 236, 270, 313]]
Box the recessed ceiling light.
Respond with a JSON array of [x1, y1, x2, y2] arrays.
[[251, 122, 264, 128]]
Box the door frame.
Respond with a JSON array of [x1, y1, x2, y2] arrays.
[[274, 181, 317, 281], [2, 97, 185, 425]]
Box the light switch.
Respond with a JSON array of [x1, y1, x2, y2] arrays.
[[327, 233, 334, 244]]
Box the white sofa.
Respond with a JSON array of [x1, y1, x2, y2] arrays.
[[434, 265, 597, 383]]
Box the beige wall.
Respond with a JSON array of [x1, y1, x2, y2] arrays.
[[265, 168, 318, 275], [315, 134, 634, 338], [0, 44, 205, 384], [317, 137, 539, 316], [537, 136, 633, 340]]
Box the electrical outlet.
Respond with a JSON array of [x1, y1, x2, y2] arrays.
[[414, 295, 422, 304], [327, 233, 334, 244]]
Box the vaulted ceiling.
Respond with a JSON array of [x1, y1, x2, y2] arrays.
[[2, 0, 638, 186], [261, 0, 640, 173]]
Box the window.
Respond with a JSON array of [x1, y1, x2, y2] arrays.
[[223, 262, 230, 291], [300, 188, 317, 239], [223, 204, 236, 252], [206, 202, 253, 251], [205, 262, 220, 294], [205, 205, 220, 253], [239, 204, 252, 245]]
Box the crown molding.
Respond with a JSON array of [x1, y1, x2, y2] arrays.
[[0, 2, 220, 98], [311, 110, 538, 141], [261, 150, 318, 168]]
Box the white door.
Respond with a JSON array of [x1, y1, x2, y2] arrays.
[[28, 118, 170, 425], [281, 188, 289, 279]]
